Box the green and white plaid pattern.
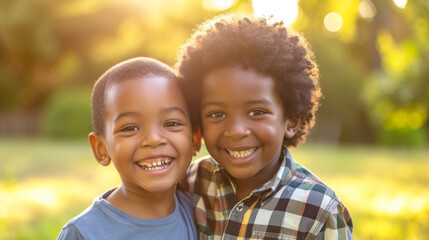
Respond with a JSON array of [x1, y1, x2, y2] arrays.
[[180, 148, 353, 240]]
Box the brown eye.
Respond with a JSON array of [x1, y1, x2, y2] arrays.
[[164, 121, 183, 128], [208, 112, 226, 118], [122, 126, 139, 132], [249, 110, 266, 116]]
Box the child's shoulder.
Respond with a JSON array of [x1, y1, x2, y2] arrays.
[[292, 161, 329, 187], [58, 193, 105, 239], [279, 160, 341, 209], [175, 190, 192, 207], [267, 159, 352, 236]]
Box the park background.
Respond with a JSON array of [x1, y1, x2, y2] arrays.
[[0, 0, 428, 239]]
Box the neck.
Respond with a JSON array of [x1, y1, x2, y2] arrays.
[[234, 154, 283, 201], [106, 185, 176, 219]]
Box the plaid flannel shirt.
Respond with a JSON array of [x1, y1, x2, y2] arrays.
[[181, 148, 353, 240]]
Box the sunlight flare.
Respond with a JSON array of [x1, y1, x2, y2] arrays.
[[329, 177, 429, 216], [252, 0, 299, 25], [203, 0, 236, 11], [372, 194, 407, 215], [393, 0, 407, 9], [24, 187, 59, 207]]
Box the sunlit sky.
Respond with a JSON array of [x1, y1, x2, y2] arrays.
[[203, 0, 236, 11], [252, 0, 299, 25]]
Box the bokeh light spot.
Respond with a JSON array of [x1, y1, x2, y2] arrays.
[[359, 0, 377, 20], [324, 12, 343, 32], [393, 0, 407, 9]]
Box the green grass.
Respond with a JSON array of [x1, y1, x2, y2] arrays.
[[0, 138, 428, 239]]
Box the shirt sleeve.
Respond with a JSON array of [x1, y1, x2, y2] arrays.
[[57, 224, 85, 240], [314, 201, 353, 240]]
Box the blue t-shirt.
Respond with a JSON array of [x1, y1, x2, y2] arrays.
[[58, 189, 197, 240]]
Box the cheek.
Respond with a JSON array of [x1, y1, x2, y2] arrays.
[[112, 141, 133, 158], [257, 118, 277, 132], [202, 125, 218, 144], [172, 132, 194, 151], [258, 120, 285, 143]]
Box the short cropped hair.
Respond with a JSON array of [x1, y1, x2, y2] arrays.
[[175, 14, 321, 146], [91, 57, 176, 136]]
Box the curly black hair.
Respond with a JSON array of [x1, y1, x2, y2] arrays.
[[175, 14, 321, 147]]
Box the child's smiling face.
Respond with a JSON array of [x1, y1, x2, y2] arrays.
[[102, 75, 194, 194], [201, 66, 299, 185]]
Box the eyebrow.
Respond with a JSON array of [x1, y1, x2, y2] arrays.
[[201, 98, 273, 109], [245, 99, 274, 106], [114, 112, 140, 123], [160, 106, 187, 116], [201, 101, 225, 109], [113, 107, 187, 123]]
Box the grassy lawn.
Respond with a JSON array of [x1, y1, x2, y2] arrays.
[[1, 138, 428, 239]]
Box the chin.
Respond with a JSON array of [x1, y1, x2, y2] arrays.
[[225, 168, 255, 180], [141, 182, 176, 193]]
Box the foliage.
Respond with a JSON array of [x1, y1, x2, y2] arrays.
[[0, 0, 428, 145], [0, 0, 210, 110], [41, 87, 92, 139], [293, 0, 429, 146], [360, 1, 429, 146]]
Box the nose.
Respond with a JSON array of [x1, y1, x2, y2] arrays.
[[224, 115, 250, 140], [140, 126, 167, 147]]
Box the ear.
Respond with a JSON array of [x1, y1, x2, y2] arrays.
[[284, 118, 302, 139], [88, 132, 111, 166], [192, 126, 202, 156]]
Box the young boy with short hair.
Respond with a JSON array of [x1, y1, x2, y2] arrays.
[[58, 57, 200, 240], [176, 15, 353, 239]]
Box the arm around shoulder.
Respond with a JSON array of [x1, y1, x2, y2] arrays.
[[178, 157, 217, 194], [57, 224, 85, 240]]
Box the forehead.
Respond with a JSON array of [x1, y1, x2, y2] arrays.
[[201, 67, 279, 103], [105, 76, 188, 115]]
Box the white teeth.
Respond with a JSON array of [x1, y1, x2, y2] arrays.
[[138, 158, 173, 171], [226, 148, 256, 158]]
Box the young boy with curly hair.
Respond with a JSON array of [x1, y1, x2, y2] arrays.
[[176, 15, 353, 239], [58, 57, 200, 240]]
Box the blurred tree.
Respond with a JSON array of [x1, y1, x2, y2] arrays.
[[0, 0, 427, 144], [296, 0, 428, 145], [0, 0, 209, 111], [0, 0, 212, 136], [360, 0, 429, 146], [41, 87, 92, 139]]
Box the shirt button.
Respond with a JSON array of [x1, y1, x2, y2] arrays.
[[236, 202, 244, 212]]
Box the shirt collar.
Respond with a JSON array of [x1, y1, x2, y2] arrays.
[[253, 148, 295, 194]]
